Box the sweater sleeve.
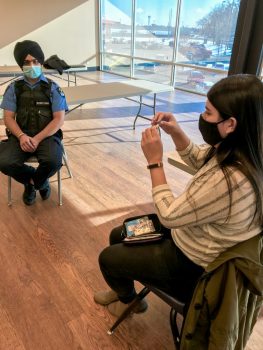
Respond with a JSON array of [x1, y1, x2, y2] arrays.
[[152, 163, 252, 229], [176, 141, 212, 171]]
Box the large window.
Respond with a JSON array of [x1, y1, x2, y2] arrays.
[[100, 0, 241, 94], [100, 0, 132, 56], [134, 0, 177, 61], [174, 0, 239, 92]]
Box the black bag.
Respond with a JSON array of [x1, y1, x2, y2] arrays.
[[122, 213, 164, 244], [43, 55, 71, 75]]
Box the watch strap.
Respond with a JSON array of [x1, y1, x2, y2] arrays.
[[147, 162, 163, 169]]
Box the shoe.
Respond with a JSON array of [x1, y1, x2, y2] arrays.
[[23, 183, 36, 205], [39, 180, 51, 200], [107, 299, 148, 317], [94, 290, 119, 305]]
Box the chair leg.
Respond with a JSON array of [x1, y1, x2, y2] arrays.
[[57, 169, 62, 206], [8, 176, 12, 206], [170, 309, 181, 349], [62, 152, 73, 179], [107, 287, 150, 335]]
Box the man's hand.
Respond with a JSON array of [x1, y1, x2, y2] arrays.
[[31, 136, 40, 150], [19, 134, 36, 152]]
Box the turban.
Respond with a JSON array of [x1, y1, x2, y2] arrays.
[[14, 40, 44, 68]]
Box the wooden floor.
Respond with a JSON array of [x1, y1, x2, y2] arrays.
[[0, 71, 262, 349]]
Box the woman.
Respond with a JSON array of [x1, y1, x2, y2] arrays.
[[94, 74, 263, 318]]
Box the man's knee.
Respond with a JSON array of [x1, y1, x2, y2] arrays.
[[41, 158, 62, 172], [0, 158, 16, 173]]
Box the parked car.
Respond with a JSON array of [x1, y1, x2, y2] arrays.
[[214, 62, 225, 69], [181, 43, 212, 61], [187, 70, 205, 84], [196, 81, 214, 93]]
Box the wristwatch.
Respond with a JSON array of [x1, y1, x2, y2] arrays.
[[147, 162, 163, 169]]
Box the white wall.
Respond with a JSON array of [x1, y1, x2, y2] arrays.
[[0, 0, 99, 68]]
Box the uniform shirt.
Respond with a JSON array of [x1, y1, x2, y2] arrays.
[[0, 74, 68, 112], [152, 141, 262, 268]]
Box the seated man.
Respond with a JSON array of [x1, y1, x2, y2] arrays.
[[0, 40, 68, 205]]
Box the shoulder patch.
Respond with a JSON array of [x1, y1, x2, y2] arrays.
[[57, 87, 65, 97], [4, 84, 12, 94]]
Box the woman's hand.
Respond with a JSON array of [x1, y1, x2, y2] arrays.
[[141, 126, 163, 164], [152, 112, 180, 136]]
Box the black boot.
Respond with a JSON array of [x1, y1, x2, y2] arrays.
[[23, 183, 36, 205], [39, 180, 51, 200]]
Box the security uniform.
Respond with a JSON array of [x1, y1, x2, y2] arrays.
[[0, 74, 68, 190]]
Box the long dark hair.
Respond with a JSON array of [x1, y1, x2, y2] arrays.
[[206, 74, 263, 225]]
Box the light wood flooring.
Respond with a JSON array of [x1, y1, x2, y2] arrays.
[[0, 71, 262, 349]]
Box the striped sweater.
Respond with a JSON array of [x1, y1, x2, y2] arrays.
[[153, 141, 262, 267]]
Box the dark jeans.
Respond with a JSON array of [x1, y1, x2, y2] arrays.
[[0, 135, 62, 189], [99, 225, 204, 304]]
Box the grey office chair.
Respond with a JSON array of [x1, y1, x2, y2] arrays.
[[107, 283, 186, 350], [8, 142, 72, 206]]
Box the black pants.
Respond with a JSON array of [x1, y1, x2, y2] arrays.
[[99, 225, 204, 304], [0, 135, 62, 189]]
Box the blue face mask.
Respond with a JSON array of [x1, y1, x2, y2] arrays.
[[22, 65, 42, 79]]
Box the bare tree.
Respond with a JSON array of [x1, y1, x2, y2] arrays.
[[197, 0, 239, 52]]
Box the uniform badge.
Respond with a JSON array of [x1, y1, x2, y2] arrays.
[[57, 87, 65, 97]]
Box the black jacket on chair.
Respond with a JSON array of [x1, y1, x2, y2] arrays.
[[43, 55, 71, 75]]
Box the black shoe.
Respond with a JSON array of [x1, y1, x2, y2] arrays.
[[39, 180, 51, 200], [23, 183, 36, 205]]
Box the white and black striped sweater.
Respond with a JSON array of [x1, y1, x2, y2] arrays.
[[153, 141, 261, 268]]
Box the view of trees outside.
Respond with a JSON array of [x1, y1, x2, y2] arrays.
[[100, 0, 240, 94], [174, 0, 239, 93]]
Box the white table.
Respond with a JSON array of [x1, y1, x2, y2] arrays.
[[63, 79, 174, 128], [0, 65, 87, 87], [167, 151, 196, 175]]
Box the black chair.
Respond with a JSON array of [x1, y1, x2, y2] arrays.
[[107, 283, 186, 349]]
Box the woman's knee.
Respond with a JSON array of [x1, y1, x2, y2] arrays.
[[109, 225, 123, 245], [98, 246, 115, 270], [99, 242, 128, 270]]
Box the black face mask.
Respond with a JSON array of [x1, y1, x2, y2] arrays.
[[198, 114, 225, 146]]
